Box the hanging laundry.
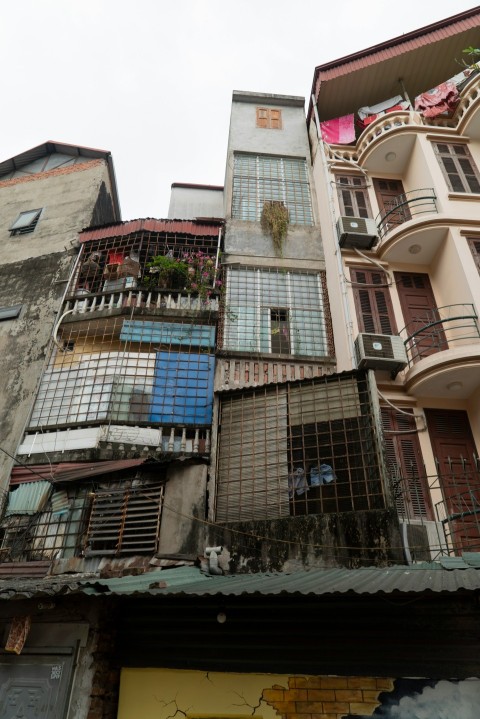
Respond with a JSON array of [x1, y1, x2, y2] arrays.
[[5, 616, 31, 654], [357, 97, 410, 130], [414, 81, 459, 118], [288, 467, 308, 498], [358, 95, 405, 120], [320, 114, 355, 144], [310, 464, 337, 486]]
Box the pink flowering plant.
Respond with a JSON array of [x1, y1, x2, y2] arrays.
[[182, 250, 222, 301], [144, 250, 222, 301]]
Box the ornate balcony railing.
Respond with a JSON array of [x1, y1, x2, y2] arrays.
[[376, 188, 437, 239], [63, 287, 220, 316], [401, 303, 480, 365]]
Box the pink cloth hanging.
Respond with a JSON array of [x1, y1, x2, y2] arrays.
[[414, 81, 459, 118], [320, 114, 355, 144]]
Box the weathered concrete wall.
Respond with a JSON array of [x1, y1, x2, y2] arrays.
[[0, 157, 117, 493], [0, 253, 72, 491], [210, 509, 404, 571], [225, 218, 324, 261], [159, 462, 208, 555], [223, 92, 322, 260], [0, 160, 115, 265]]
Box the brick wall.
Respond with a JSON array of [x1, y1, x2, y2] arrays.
[[262, 676, 395, 719]]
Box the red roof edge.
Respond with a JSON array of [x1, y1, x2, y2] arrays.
[[307, 5, 480, 122], [79, 218, 223, 243]]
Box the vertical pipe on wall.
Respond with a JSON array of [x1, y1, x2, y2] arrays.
[[311, 94, 356, 368]]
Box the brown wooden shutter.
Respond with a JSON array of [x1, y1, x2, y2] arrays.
[[337, 176, 371, 218], [394, 272, 446, 360], [270, 109, 282, 129], [467, 237, 480, 274], [425, 409, 480, 550], [256, 108, 268, 128], [351, 268, 397, 335], [382, 407, 431, 519], [434, 143, 480, 193]]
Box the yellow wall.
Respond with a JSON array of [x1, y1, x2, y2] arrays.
[[118, 668, 392, 719]]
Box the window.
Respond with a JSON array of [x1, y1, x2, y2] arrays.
[[467, 237, 480, 274], [223, 268, 328, 357], [9, 208, 42, 236], [85, 481, 164, 556], [232, 154, 313, 225], [434, 143, 480, 193], [350, 268, 397, 335], [0, 304, 22, 320], [381, 407, 431, 520], [336, 175, 372, 218], [256, 108, 282, 129], [215, 373, 385, 522]]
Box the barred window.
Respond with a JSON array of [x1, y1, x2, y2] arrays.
[[215, 373, 385, 522], [85, 481, 164, 556], [232, 154, 313, 225], [223, 268, 328, 357]]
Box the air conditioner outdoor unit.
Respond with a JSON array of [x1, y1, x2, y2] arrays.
[[400, 520, 448, 563], [355, 333, 408, 372], [337, 215, 378, 250]]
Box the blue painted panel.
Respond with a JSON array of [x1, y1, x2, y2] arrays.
[[120, 320, 215, 349], [150, 351, 215, 425]]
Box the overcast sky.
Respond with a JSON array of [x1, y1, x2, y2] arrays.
[[1, 1, 477, 219]]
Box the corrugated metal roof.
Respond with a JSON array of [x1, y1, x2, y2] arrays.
[[79, 219, 223, 243], [10, 459, 148, 485], [1, 556, 480, 601], [80, 556, 480, 597]]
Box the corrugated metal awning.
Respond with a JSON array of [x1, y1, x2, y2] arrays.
[[79, 219, 222, 243], [10, 459, 147, 485], [5, 481, 51, 515]]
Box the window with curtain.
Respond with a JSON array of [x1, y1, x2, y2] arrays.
[[223, 268, 328, 357], [232, 154, 313, 225]]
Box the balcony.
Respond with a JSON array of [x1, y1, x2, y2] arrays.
[[425, 72, 480, 141], [401, 304, 480, 398], [63, 286, 220, 318], [326, 110, 422, 174], [376, 189, 437, 240]]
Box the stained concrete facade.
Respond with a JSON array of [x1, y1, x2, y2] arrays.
[[0, 146, 119, 492]]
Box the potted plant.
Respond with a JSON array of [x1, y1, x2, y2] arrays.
[[143, 255, 188, 290]]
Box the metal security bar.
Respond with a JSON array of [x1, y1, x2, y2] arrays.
[[28, 313, 215, 434], [221, 267, 330, 358], [400, 303, 480, 365], [232, 154, 314, 225], [215, 372, 385, 522], [376, 188, 437, 239]]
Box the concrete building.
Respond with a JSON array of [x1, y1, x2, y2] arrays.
[[308, 5, 480, 560], [0, 142, 120, 492]]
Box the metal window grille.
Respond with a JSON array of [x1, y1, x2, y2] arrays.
[[232, 154, 313, 225], [222, 267, 328, 357], [215, 371, 385, 522], [84, 481, 164, 556], [9, 209, 42, 236], [0, 486, 90, 562]]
